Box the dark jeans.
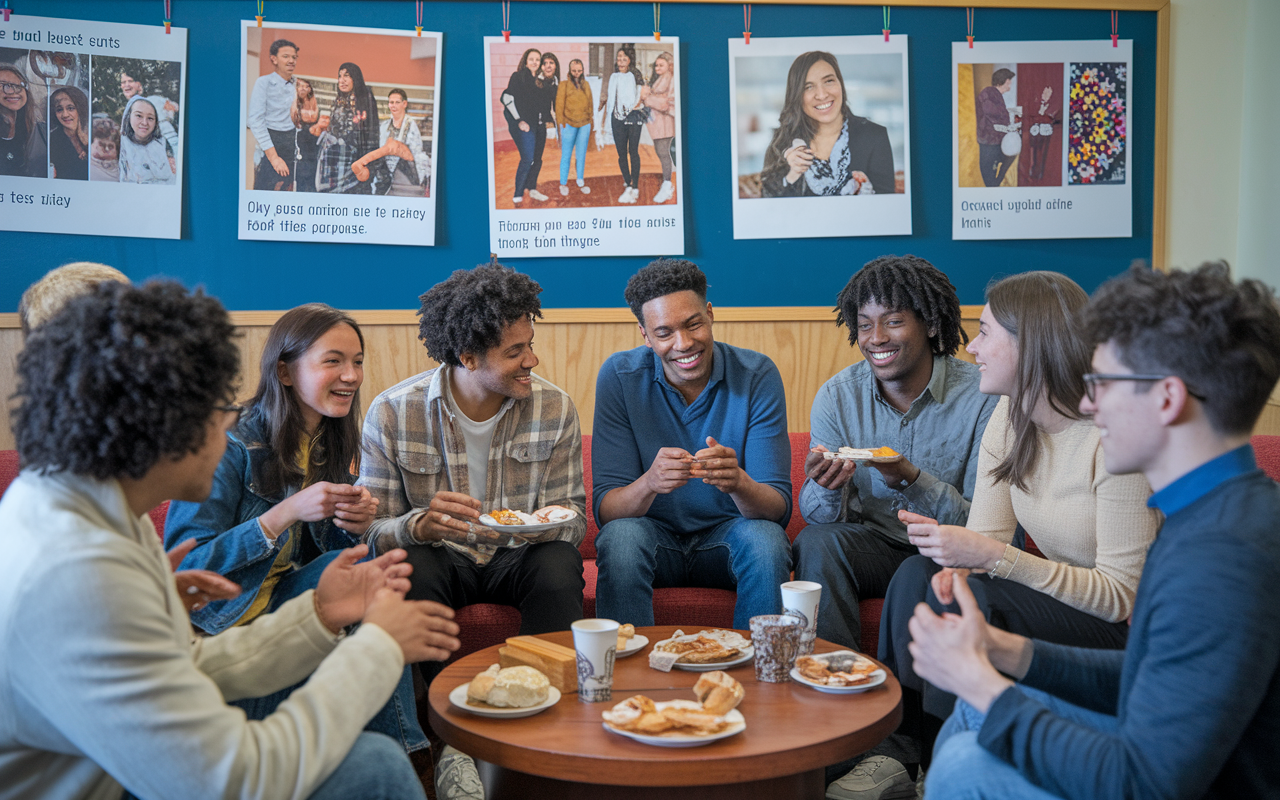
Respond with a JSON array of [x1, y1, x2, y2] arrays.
[[877, 554, 1130, 765], [526, 122, 547, 192], [507, 118, 537, 201], [611, 118, 643, 188], [978, 141, 1014, 187], [230, 550, 429, 753], [254, 128, 297, 191], [403, 540, 584, 636], [791, 522, 917, 651]]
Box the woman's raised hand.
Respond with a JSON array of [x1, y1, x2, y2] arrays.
[[784, 141, 814, 184], [900, 510, 1005, 571], [333, 486, 380, 536], [259, 482, 365, 538]]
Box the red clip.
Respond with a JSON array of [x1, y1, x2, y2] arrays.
[[883, 29, 890, 42], [743, 4, 751, 44], [967, 35, 974, 48], [3, 9, 10, 22], [1111, 11, 1119, 47], [743, 32, 751, 44], [503, 30, 510, 42], [1111, 34, 1118, 47], [165, 20, 171, 33]]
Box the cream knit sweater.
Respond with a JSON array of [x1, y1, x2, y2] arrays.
[[966, 398, 1161, 623]]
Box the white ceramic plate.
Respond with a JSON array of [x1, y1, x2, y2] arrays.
[[790, 650, 887, 694], [603, 705, 746, 747], [825, 451, 904, 464], [478, 508, 579, 533], [617, 634, 649, 658], [448, 682, 562, 718], [651, 633, 755, 672]]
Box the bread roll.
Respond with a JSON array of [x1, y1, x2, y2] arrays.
[[692, 670, 745, 714], [468, 664, 551, 708], [467, 664, 500, 704]]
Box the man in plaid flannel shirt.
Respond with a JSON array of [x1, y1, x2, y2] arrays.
[[358, 262, 586, 636]]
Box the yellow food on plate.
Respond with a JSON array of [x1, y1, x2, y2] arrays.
[[693, 670, 745, 714], [617, 623, 636, 650], [488, 509, 524, 525], [498, 635, 577, 692], [602, 674, 745, 736], [794, 654, 879, 686]]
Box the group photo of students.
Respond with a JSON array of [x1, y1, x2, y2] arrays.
[[2, 251, 1278, 800]]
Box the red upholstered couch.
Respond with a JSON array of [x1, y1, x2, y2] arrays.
[[5, 434, 1280, 660]]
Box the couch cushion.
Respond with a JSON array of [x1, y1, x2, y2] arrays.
[[1253, 435, 1280, 482]]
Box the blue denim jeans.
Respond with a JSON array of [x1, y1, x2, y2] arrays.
[[594, 516, 792, 629], [927, 686, 1117, 799], [560, 122, 591, 185], [507, 118, 537, 201], [233, 552, 428, 754]]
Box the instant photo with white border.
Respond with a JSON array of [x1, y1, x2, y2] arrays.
[[484, 35, 685, 258], [237, 20, 441, 246], [728, 35, 911, 241], [0, 14, 187, 239], [952, 39, 1132, 241]]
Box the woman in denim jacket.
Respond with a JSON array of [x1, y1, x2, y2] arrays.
[[165, 304, 429, 754]]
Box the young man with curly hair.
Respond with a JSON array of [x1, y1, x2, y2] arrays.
[[796, 255, 997, 800], [914, 262, 1280, 800], [592, 258, 793, 629], [359, 262, 586, 635], [0, 280, 460, 800]]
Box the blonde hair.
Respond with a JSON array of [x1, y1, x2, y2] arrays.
[[19, 262, 130, 336]]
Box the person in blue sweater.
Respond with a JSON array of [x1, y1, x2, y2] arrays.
[[592, 258, 793, 629], [910, 262, 1280, 800]]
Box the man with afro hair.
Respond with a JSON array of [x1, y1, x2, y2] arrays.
[[592, 258, 793, 630], [0, 280, 459, 800], [359, 261, 586, 639], [916, 262, 1280, 800]]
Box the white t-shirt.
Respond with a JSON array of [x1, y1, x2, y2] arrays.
[[446, 384, 507, 502]]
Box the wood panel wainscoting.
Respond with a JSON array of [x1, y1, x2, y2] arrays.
[[2, 307, 1277, 453]]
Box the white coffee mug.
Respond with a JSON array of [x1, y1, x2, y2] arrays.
[[780, 580, 821, 656], [571, 618, 619, 702]]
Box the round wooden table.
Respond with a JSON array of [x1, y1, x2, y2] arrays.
[[427, 625, 902, 799]]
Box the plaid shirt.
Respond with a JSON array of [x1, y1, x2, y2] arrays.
[[358, 367, 586, 565]]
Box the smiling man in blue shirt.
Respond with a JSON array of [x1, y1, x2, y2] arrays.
[[592, 259, 792, 629], [912, 262, 1280, 800]]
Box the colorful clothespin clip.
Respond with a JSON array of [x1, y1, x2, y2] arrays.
[[653, 2, 660, 41], [415, 0, 423, 36], [882, 6, 890, 42], [163, 0, 171, 33], [502, 0, 511, 42], [966, 7, 975, 48], [1111, 10, 1119, 47], [743, 4, 751, 44], [3, 1, 11, 23], [256, 0, 264, 27]]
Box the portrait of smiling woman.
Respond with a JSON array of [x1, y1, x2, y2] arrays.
[[760, 50, 896, 198], [118, 95, 176, 184], [49, 86, 89, 181], [0, 62, 47, 178]]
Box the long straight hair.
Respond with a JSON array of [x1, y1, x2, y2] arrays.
[[649, 52, 674, 87], [121, 97, 161, 145], [51, 86, 89, 147], [567, 59, 585, 91], [244, 304, 365, 498], [0, 65, 37, 139], [540, 52, 561, 85], [762, 52, 854, 182], [985, 271, 1091, 490]]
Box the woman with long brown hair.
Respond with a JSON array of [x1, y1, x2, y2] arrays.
[[164, 305, 431, 754], [833, 272, 1161, 796], [49, 85, 89, 180], [0, 63, 47, 177], [500, 47, 544, 205], [760, 50, 894, 198]]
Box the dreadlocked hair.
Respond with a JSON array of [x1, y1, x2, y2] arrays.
[[834, 255, 967, 356]]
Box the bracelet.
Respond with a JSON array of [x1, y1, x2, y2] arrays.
[[991, 545, 1021, 579]]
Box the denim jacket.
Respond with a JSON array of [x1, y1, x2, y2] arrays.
[[164, 413, 359, 633]]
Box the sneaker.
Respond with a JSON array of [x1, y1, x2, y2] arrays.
[[578, 183, 591, 194], [652, 180, 674, 204], [512, 196, 523, 204], [618, 187, 635, 204], [529, 189, 549, 202], [559, 184, 569, 196], [435, 745, 484, 800], [826, 756, 916, 800]]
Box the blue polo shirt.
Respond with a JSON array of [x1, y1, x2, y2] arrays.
[[591, 341, 792, 533]]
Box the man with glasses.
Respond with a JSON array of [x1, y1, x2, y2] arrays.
[[910, 262, 1280, 800], [0, 64, 47, 177]]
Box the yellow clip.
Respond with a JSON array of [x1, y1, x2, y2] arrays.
[[416, 25, 422, 36], [654, 31, 661, 41], [256, 15, 263, 27]]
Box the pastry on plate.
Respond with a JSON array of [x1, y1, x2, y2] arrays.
[[617, 623, 636, 650], [692, 670, 745, 714], [466, 664, 550, 708], [794, 653, 879, 686]]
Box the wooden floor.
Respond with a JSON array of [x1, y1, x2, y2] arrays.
[[493, 140, 678, 210]]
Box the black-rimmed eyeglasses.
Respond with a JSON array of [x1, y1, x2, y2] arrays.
[[0, 80, 28, 95], [1082, 373, 1206, 403]]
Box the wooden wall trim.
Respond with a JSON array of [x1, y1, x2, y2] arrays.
[[0, 306, 989, 328]]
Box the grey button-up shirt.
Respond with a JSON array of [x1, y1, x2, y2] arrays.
[[800, 355, 997, 545]]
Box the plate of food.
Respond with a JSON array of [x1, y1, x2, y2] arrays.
[[602, 672, 746, 747], [478, 505, 578, 533], [821, 446, 904, 464], [449, 664, 562, 718], [790, 651, 886, 694], [616, 624, 649, 658], [649, 629, 753, 672]]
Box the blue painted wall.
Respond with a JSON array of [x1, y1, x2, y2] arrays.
[[2, 1, 1157, 310]]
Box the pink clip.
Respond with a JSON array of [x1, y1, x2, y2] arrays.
[[3, 9, 10, 22], [883, 29, 890, 42], [503, 30, 510, 42], [967, 35, 974, 48], [1111, 34, 1118, 47]]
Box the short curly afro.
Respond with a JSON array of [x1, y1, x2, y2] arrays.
[[12, 280, 240, 480], [417, 261, 543, 366], [834, 254, 967, 356], [623, 258, 708, 325]]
